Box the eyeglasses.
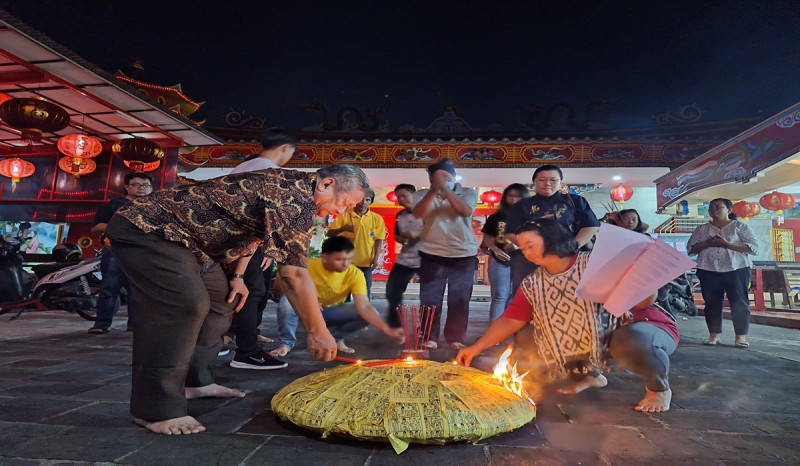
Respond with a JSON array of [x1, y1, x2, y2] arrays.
[[534, 178, 561, 185], [128, 183, 152, 188]]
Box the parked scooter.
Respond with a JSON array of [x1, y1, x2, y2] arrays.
[[0, 238, 101, 321]]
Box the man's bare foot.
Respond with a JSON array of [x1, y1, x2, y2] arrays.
[[269, 344, 292, 357], [556, 374, 608, 394], [134, 415, 206, 435], [635, 388, 672, 413], [185, 383, 245, 399], [257, 335, 274, 343], [337, 340, 356, 353]]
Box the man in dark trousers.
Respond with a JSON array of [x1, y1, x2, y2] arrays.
[[225, 128, 297, 369], [107, 164, 369, 435], [87, 171, 153, 334]]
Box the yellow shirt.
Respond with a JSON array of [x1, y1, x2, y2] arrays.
[[328, 209, 387, 267], [308, 258, 368, 307]]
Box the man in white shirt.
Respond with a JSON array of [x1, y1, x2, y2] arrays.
[[225, 129, 297, 369], [412, 161, 478, 350]]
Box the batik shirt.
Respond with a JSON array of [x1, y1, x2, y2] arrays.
[[115, 169, 316, 271]]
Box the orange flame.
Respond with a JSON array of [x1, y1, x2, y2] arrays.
[[492, 346, 535, 406]]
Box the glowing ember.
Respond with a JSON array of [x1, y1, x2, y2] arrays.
[[492, 347, 536, 406]]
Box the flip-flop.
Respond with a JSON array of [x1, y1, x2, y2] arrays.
[[87, 327, 110, 334], [701, 338, 719, 345], [735, 341, 750, 348]]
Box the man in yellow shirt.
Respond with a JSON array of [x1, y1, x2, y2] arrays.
[[271, 236, 403, 356], [327, 188, 386, 297]]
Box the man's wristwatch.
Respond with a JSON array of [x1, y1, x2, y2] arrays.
[[232, 273, 245, 279]]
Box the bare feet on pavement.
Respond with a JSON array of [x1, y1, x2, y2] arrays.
[[257, 335, 274, 343], [269, 344, 292, 357], [337, 340, 356, 353], [134, 416, 206, 435], [556, 374, 608, 395], [185, 383, 245, 399], [635, 388, 672, 413]]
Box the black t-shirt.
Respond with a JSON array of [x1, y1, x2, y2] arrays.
[[93, 197, 131, 226], [481, 210, 512, 260]]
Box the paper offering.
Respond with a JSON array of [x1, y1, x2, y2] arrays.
[[271, 360, 536, 454], [575, 223, 696, 316]]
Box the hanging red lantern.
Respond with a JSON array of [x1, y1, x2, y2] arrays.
[[0, 92, 12, 106], [58, 156, 96, 179], [0, 157, 35, 192], [480, 189, 502, 207], [112, 137, 164, 168], [57, 134, 103, 159], [124, 160, 161, 172], [386, 191, 397, 204], [732, 201, 760, 220], [759, 191, 797, 215], [0, 97, 71, 144], [610, 184, 634, 205]]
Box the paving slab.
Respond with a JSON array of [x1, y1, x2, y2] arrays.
[[0, 300, 798, 465]]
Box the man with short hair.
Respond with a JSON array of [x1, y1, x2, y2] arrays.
[[88, 172, 153, 334], [326, 187, 386, 298], [412, 160, 478, 350], [107, 164, 369, 436], [384, 183, 423, 328], [225, 128, 296, 369], [272, 236, 403, 356]]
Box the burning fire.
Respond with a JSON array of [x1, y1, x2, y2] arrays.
[[492, 347, 536, 406]]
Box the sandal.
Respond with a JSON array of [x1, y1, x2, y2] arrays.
[[735, 340, 749, 348], [87, 327, 110, 334], [701, 338, 719, 345]]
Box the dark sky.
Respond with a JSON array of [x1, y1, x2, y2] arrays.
[[2, 1, 799, 131]]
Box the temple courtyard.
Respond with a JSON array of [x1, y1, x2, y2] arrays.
[[0, 297, 798, 465]]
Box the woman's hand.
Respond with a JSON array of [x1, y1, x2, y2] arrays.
[[456, 345, 482, 366]]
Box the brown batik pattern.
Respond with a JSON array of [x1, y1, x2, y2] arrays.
[[116, 169, 317, 270]]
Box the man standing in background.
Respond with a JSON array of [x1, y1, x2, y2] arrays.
[[87, 172, 153, 334], [326, 188, 386, 298]]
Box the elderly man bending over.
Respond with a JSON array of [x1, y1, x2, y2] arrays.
[[106, 164, 369, 435]]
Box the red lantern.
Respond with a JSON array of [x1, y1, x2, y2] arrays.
[[732, 201, 760, 220], [124, 160, 160, 172], [58, 156, 96, 179], [0, 93, 12, 106], [480, 189, 502, 207], [610, 184, 634, 205], [386, 191, 397, 204], [58, 134, 103, 159], [0, 97, 71, 143], [0, 157, 35, 192], [759, 191, 797, 215], [112, 137, 164, 167]]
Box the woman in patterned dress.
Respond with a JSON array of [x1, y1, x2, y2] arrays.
[[457, 218, 680, 412]]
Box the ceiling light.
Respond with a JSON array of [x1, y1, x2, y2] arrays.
[[115, 110, 145, 126], [612, 175, 622, 181]]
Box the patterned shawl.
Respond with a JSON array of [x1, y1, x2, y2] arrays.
[[519, 252, 616, 381]]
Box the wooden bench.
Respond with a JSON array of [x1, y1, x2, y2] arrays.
[[750, 264, 798, 310]]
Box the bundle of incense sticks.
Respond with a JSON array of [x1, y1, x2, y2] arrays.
[[396, 304, 435, 351]]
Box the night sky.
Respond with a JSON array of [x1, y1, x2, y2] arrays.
[[1, 1, 799, 132]]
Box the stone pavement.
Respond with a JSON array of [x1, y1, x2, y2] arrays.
[[1, 299, 799, 465]]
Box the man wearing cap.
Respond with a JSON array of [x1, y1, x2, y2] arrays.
[[412, 160, 479, 350]]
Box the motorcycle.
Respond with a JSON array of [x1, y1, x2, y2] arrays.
[[0, 237, 101, 321]]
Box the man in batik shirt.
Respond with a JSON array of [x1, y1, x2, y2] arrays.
[[107, 164, 369, 436]]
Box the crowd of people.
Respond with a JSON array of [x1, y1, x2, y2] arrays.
[[86, 129, 759, 435]]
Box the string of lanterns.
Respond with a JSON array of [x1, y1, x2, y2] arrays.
[[0, 96, 165, 188]]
